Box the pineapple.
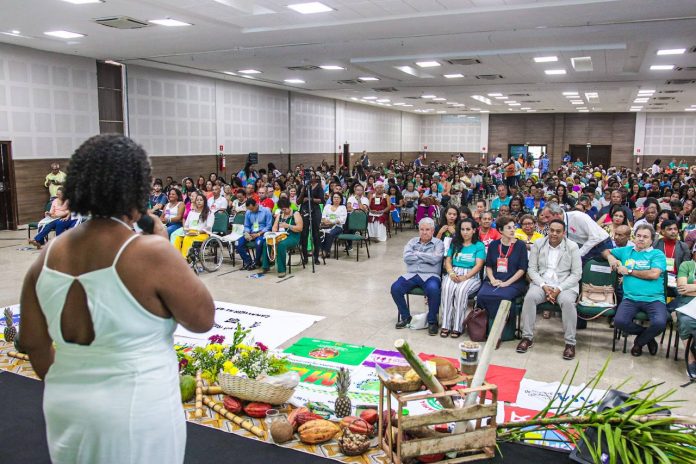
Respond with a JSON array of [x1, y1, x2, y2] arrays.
[[4, 308, 16, 343], [334, 367, 352, 418]]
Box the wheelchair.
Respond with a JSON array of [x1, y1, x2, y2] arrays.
[[186, 235, 225, 274]]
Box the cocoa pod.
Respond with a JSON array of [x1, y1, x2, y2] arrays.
[[360, 409, 378, 425], [244, 402, 272, 418], [298, 419, 340, 444], [222, 396, 242, 414]]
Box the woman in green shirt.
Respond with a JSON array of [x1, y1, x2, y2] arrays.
[[440, 218, 486, 338], [676, 256, 696, 378]]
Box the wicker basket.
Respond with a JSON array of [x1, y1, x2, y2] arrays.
[[338, 427, 372, 456], [383, 366, 422, 393], [218, 373, 295, 404]]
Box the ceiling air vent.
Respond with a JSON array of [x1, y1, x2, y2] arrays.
[[94, 16, 150, 29], [373, 87, 399, 92], [476, 74, 504, 80], [445, 58, 481, 66], [689, 46, 696, 53], [650, 102, 668, 106], [425, 101, 444, 105], [337, 79, 359, 85], [520, 100, 541, 103], [404, 96, 421, 99], [287, 65, 321, 71], [655, 96, 675, 100], [665, 79, 696, 85], [508, 93, 530, 97], [659, 90, 683, 94]]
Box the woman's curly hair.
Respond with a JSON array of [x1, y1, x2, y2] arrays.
[[64, 134, 151, 218]]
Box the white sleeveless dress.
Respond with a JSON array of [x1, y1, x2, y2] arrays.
[[35, 231, 185, 464]]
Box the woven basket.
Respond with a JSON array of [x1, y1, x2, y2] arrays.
[[218, 373, 295, 404], [384, 366, 422, 393]]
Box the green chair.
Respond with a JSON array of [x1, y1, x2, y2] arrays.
[[211, 212, 229, 235], [232, 212, 246, 225], [27, 200, 53, 240], [334, 211, 370, 262], [574, 259, 620, 350]]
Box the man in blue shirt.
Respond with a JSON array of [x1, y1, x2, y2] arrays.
[[390, 218, 444, 336], [603, 224, 668, 357], [491, 184, 511, 211], [236, 198, 273, 270], [540, 154, 550, 175]]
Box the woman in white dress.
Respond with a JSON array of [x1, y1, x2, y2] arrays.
[[367, 181, 390, 242], [19, 134, 215, 464]]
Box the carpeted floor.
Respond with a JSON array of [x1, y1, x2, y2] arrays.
[[0, 371, 572, 463]]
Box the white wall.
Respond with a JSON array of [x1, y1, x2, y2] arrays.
[[643, 113, 696, 157], [127, 66, 217, 156], [343, 102, 401, 152], [0, 43, 99, 159], [419, 114, 482, 153], [290, 93, 333, 154], [401, 112, 422, 152]]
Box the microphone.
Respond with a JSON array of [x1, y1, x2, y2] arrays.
[[136, 213, 155, 235]]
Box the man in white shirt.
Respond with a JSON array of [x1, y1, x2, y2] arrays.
[[517, 220, 583, 360], [207, 184, 228, 214], [539, 202, 613, 265], [347, 184, 370, 213], [494, 154, 503, 165]]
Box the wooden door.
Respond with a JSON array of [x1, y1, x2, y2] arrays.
[[569, 144, 612, 169], [0, 142, 17, 230]]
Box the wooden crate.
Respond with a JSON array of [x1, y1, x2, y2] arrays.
[[377, 378, 497, 464]]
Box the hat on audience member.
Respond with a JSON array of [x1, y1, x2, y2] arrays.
[[375, 181, 384, 187], [433, 172, 441, 178]]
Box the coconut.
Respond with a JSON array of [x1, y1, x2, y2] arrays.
[[430, 357, 457, 381], [270, 420, 294, 443]]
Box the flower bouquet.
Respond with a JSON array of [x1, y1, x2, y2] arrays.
[[175, 324, 298, 404]]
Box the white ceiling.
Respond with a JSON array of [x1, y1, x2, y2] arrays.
[[3, 0, 696, 115]]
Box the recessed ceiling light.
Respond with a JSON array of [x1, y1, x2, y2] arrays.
[[480, 110, 490, 113], [508, 103, 521, 106], [421, 94, 437, 99], [638, 89, 655, 94], [634, 98, 649, 103], [148, 19, 192, 27], [650, 65, 674, 71], [629, 108, 641, 111], [562, 91, 579, 96], [362, 96, 377, 100], [238, 69, 262, 74], [358, 76, 379, 81], [534, 56, 558, 63], [570, 101, 583, 104], [504, 100, 517, 104], [657, 48, 686, 55], [487, 93, 503, 97], [241, 75, 255, 79], [437, 111, 447, 114], [520, 107, 531, 110], [284, 79, 305, 84], [444, 73, 464, 78], [585, 92, 599, 99], [685, 108, 696, 112], [578, 109, 590, 112], [350, 97, 358, 101], [471, 95, 492, 105], [433, 97, 446, 101], [319, 65, 345, 70], [415, 61, 440, 68], [402, 104, 413, 107], [44, 30, 85, 38], [10, 30, 20, 34], [223, 71, 237, 76], [287, 2, 334, 14], [393, 103, 406, 106], [62, 0, 103, 3], [376, 98, 390, 103], [493, 96, 508, 100], [545, 69, 566, 75]]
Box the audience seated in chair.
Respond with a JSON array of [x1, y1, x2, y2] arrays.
[[517, 219, 583, 360], [161, 188, 185, 237], [172, 193, 214, 259], [207, 184, 228, 215], [391, 218, 444, 336], [603, 224, 668, 357], [320, 192, 347, 259], [367, 181, 389, 242], [236, 198, 273, 271], [30, 187, 71, 249], [440, 218, 484, 338], [260, 197, 303, 278], [476, 215, 529, 324], [675, 250, 696, 379]]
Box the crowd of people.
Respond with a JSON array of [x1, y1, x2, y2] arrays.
[[28, 150, 696, 379]]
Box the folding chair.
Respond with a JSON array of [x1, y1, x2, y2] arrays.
[[334, 211, 370, 261]]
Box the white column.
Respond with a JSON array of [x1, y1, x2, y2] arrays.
[[633, 112, 646, 161], [479, 113, 489, 156]]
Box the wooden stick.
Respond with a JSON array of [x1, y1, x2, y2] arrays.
[[195, 371, 203, 418], [203, 396, 265, 437], [456, 300, 511, 436], [202, 386, 223, 395], [394, 339, 454, 409], [7, 351, 29, 361]]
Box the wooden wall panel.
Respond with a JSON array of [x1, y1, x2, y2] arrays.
[[15, 158, 69, 224], [488, 113, 636, 169]]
